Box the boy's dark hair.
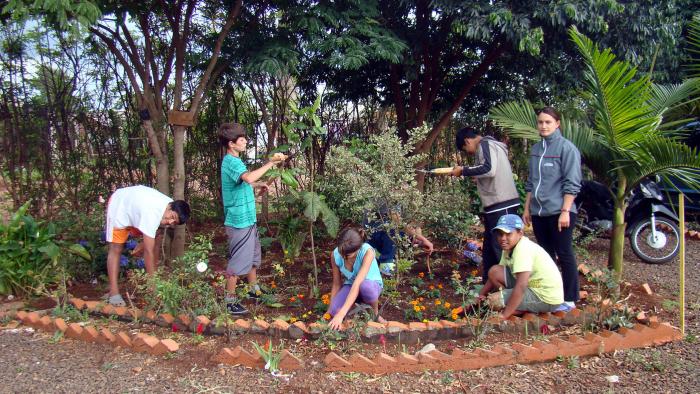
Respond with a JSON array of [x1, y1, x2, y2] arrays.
[[536, 106, 561, 122], [455, 127, 480, 150], [170, 200, 191, 225], [337, 227, 366, 256], [218, 123, 247, 148]]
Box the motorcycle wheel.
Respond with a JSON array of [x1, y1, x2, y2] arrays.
[[629, 216, 680, 264]]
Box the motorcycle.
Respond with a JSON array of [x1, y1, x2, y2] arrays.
[[574, 178, 681, 264]]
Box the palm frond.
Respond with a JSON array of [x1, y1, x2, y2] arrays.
[[569, 28, 659, 152], [489, 101, 538, 140], [624, 137, 700, 190], [687, 13, 700, 77], [649, 79, 700, 117]]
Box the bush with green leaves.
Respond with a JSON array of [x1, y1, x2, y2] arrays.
[[129, 235, 225, 317], [0, 202, 90, 296]]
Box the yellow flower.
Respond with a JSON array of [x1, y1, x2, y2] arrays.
[[284, 250, 289, 255], [444, 302, 451, 309], [410, 300, 418, 306], [412, 305, 420, 312], [451, 313, 458, 320], [435, 300, 441, 305], [290, 317, 297, 323], [422, 319, 428, 323], [323, 313, 331, 320]]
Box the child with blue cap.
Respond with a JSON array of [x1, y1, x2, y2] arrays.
[[476, 214, 571, 318]]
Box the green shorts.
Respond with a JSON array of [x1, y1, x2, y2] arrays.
[[500, 266, 560, 313]]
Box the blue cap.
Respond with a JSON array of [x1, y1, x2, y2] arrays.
[[492, 214, 524, 233]]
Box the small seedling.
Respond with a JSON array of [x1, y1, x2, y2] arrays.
[[251, 340, 284, 373], [48, 330, 64, 344], [566, 355, 580, 369]]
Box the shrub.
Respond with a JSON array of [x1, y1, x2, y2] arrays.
[[0, 202, 90, 296]]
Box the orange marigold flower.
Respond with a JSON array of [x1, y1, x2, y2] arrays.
[[429, 285, 435, 290], [298, 294, 304, 299], [451, 314, 458, 320], [418, 272, 425, 278], [437, 284, 443, 289], [410, 300, 418, 306], [435, 300, 441, 305], [420, 306, 426, 311], [413, 305, 420, 312], [471, 269, 479, 277], [323, 313, 331, 320], [289, 296, 296, 302], [444, 302, 451, 309]]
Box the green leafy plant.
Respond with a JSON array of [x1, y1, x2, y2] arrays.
[[251, 340, 284, 373], [129, 235, 224, 317], [0, 202, 90, 296]]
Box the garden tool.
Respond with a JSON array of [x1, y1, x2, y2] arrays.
[[416, 166, 455, 175]]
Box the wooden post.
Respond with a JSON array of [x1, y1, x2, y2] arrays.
[[679, 193, 685, 336]]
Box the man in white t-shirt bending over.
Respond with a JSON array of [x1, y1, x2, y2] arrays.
[[105, 185, 191, 306]]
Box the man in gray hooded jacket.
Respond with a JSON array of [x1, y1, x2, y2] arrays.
[[452, 128, 520, 283]]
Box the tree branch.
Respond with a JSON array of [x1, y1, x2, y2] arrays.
[[189, 0, 242, 114]]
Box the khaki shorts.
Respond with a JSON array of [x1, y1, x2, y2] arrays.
[[499, 266, 560, 313]]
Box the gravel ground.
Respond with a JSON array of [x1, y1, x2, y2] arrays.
[[0, 238, 698, 393]]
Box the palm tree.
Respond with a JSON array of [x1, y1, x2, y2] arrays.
[[489, 27, 700, 277]]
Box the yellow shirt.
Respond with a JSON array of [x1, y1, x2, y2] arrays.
[[499, 236, 564, 305]]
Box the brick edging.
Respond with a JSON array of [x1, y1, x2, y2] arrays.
[[320, 321, 683, 373], [2, 308, 682, 374], [10, 310, 179, 356]]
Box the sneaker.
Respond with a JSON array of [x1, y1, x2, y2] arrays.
[[108, 294, 126, 307], [227, 302, 249, 316], [379, 262, 395, 276], [553, 301, 575, 312]]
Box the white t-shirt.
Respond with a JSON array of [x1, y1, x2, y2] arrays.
[[105, 185, 173, 241]]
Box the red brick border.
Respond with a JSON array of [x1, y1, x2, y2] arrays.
[[9, 311, 179, 356], [321, 321, 682, 373]]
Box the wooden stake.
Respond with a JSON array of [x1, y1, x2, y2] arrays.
[[679, 193, 685, 337]]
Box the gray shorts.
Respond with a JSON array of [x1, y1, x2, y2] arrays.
[[225, 224, 261, 276], [500, 266, 559, 313]]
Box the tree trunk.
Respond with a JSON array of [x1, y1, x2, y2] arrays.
[[142, 119, 170, 194], [608, 178, 628, 279], [169, 124, 187, 260]]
